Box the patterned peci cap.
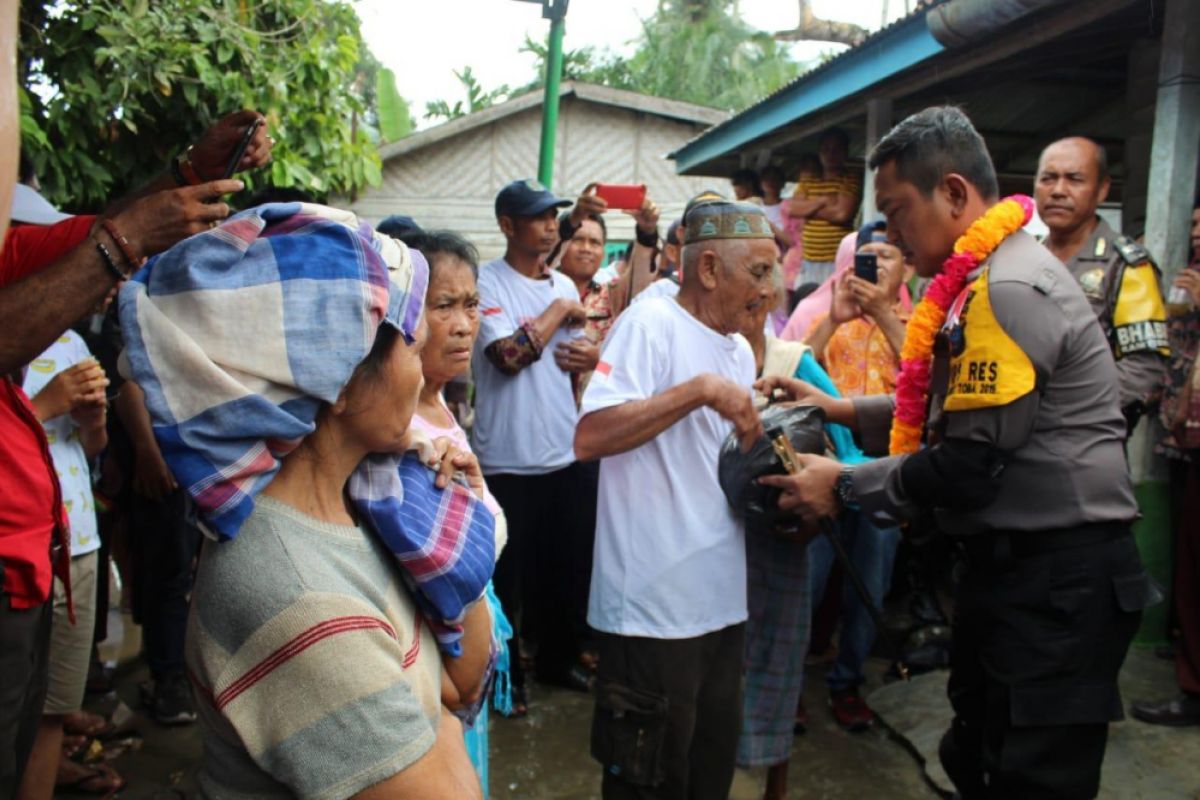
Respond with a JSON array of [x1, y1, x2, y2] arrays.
[[682, 191, 775, 245]]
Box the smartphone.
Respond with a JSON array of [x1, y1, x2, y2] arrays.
[[854, 252, 878, 284], [594, 183, 647, 211], [222, 118, 264, 179]]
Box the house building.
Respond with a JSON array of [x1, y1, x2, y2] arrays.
[[344, 81, 728, 260]]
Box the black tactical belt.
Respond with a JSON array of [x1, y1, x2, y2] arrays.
[[956, 521, 1130, 566]]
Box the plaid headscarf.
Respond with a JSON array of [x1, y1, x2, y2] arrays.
[[119, 202, 426, 538], [119, 202, 495, 653]]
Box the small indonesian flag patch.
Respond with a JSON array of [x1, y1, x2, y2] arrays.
[[595, 360, 612, 377], [481, 307, 503, 317]]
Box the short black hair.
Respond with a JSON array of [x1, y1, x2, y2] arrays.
[[398, 229, 479, 278], [731, 168, 763, 196], [821, 127, 850, 149], [558, 210, 607, 242], [796, 154, 821, 175], [760, 165, 786, 185], [868, 106, 999, 201]]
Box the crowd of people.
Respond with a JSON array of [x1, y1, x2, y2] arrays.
[[0, 44, 1198, 800]]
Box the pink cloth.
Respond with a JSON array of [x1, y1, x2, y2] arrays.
[[780, 209, 806, 290], [779, 233, 857, 341], [410, 398, 501, 517]]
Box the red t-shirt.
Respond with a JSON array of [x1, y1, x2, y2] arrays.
[[0, 215, 96, 606]]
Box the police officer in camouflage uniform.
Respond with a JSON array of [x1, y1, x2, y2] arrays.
[[1035, 136, 1169, 431], [759, 108, 1161, 799]]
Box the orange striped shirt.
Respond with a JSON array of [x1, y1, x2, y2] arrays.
[[795, 173, 862, 262]]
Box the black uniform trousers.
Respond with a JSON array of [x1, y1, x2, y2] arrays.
[[488, 461, 598, 688], [939, 524, 1157, 799], [130, 489, 201, 680]]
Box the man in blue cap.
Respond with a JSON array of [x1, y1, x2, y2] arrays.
[[472, 178, 594, 711]]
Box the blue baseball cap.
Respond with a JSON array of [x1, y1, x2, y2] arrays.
[[495, 178, 571, 219], [377, 214, 422, 240]]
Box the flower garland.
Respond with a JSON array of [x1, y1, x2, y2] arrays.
[[888, 195, 1034, 455]]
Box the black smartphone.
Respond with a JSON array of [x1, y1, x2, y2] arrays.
[[854, 252, 878, 283], [222, 118, 264, 179]]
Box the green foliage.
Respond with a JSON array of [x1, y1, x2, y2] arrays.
[[424, 66, 510, 122], [375, 67, 414, 143], [517, 34, 635, 92], [519, 0, 798, 112], [19, 0, 385, 209], [625, 0, 799, 111]]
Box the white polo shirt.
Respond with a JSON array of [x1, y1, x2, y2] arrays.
[[472, 257, 583, 475], [581, 296, 755, 639]]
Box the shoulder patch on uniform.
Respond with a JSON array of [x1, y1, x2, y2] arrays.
[[1032, 268, 1057, 296], [1114, 235, 1153, 269], [1111, 260, 1169, 358]]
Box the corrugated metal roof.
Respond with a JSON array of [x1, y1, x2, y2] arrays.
[[379, 81, 728, 163]]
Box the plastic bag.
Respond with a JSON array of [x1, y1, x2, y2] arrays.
[[718, 404, 827, 536]]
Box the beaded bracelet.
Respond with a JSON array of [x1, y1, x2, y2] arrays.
[[94, 238, 128, 282], [100, 219, 142, 269]]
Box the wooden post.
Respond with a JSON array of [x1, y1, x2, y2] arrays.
[[862, 96, 893, 221]]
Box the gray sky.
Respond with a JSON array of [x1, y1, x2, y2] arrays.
[[355, 0, 907, 128]]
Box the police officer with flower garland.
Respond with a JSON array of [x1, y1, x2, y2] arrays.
[[1034, 136, 1168, 432], [758, 107, 1160, 799]]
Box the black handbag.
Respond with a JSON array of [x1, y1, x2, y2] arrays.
[[717, 404, 827, 537]]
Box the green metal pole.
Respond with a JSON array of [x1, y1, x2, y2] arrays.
[[537, 0, 567, 187]]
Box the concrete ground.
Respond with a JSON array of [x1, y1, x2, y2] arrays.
[[76, 614, 1199, 800]]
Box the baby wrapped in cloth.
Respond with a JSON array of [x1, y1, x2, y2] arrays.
[[118, 202, 496, 656]]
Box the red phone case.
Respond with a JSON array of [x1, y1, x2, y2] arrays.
[[595, 183, 647, 210]]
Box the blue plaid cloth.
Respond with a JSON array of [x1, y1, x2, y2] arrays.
[[119, 202, 495, 654], [350, 451, 496, 655]]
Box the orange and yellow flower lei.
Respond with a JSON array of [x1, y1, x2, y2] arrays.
[[888, 195, 1034, 455]]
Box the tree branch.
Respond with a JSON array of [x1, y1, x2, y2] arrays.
[[774, 0, 869, 46]]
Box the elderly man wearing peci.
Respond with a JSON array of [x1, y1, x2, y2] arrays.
[[575, 194, 773, 800]]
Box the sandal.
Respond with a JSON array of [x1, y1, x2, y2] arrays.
[[57, 762, 125, 796]]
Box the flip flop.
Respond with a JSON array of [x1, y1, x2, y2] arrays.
[[57, 762, 125, 796]]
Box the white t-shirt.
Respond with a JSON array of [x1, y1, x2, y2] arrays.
[[472, 257, 583, 475], [22, 331, 101, 557], [631, 278, 680, 305], [582, 296, 755, 639]]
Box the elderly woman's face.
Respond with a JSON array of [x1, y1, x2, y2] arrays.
[[422, 257, 479, 386], [343, 321, 428, 453]]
